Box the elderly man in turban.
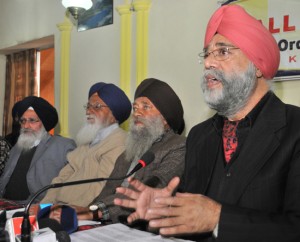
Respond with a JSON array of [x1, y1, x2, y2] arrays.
[[41, 82, 132, 207], [84, 78, 186, 222], [114, 5, 300, 242], [47, 78, 186, 224], [0, 96, 76, 204]]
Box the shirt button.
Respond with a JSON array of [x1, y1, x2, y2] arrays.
[[226, 172, 231, 177]]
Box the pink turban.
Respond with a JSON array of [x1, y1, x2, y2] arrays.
[[204, 5, 280, 79]]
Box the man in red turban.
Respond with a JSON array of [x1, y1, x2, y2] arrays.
[[204, 4, 280, 80], [113, 5, 300, 242]]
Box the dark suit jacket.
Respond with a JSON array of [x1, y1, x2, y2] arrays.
[[181, 93, 300, 242], [92, 130, 186, 223], [0, 133, 76, 203]]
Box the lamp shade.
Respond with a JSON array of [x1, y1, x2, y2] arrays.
[[62, 0, 93, 10]]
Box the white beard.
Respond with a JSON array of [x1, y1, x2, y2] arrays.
[[75, 115, 107, 146], [17, 126, 47, 150]]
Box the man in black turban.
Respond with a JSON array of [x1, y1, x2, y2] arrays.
[[47, 78, 185, 225], [0, 96, 76, 204]]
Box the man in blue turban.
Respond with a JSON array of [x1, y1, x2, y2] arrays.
[[41, 82, 132, 207]]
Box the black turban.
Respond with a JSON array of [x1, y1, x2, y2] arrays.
[[12, 100, 21, 119], [134, 78, 185, 134], [18, 96, 58, 131]]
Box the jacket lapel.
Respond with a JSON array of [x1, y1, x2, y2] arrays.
[[201, 118, 222, 194], [29, 133, 51, 169], [220, 94, 286, 204]]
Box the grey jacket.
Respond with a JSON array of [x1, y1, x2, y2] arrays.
[[0, 133, 76, 203], [91, 130, 186, 223]]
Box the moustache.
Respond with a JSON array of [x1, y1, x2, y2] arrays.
[[133, 116, 147, 124], [21, 128, 34, 133], [203, 69, 225, 83]]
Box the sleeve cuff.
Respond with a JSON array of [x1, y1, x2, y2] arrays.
[[212, 222, 219, 238]]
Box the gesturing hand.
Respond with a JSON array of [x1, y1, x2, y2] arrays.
[[147, 192, 221, 236], [114, 176, 180, 223]]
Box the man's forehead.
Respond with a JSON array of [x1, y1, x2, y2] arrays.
[[204, 34, 235, 50], [133, 97, 153, 105], [22, 109, 38, 117], [88, 93, 105, 104]]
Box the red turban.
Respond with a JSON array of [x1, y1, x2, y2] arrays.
[[204, 5, 280, 79]]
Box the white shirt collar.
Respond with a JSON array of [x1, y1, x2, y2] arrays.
[[90, 123, 119, 147]]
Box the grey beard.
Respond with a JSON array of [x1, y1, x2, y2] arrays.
[[17, 126, 47, 150], [201, 62, 259, 119], [76, 117, 106, 146], [125, 116, 165, 162]]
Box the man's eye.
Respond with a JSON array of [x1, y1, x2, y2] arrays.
[[218, 48, 229, 56]]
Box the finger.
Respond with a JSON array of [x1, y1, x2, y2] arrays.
[[127, 212, 140, 224], [155, 194, 194, 208], [116, 187, 140, 200], [49, 206, 62, 223], [153, 196, 181, 207], [149, 216, 181, 229], [147, 205, 179, 218], [166, 177, 180, 194], [160, 224, 189, 236], [127, 177, 151, 192], [114, 198, 137, 209]]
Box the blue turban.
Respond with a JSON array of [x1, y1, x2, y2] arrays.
[[89, 82, 132, 124]]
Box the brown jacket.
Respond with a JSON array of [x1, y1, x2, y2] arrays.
[[41, 127, 127, 207], [91, 130, 186, 223]]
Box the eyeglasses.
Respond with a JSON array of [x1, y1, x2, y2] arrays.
[[198, 47, 240, 62], [83, 103, 108, 111], [19, 117, 40, 125], [132, 103, 153, 112]]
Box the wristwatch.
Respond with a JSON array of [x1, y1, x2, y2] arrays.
[[89, 204, 99, 221]]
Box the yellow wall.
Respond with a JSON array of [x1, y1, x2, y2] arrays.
[[1, 0, 300, 137]]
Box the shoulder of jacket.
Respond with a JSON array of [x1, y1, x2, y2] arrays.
[[47, 135, 76, 146]]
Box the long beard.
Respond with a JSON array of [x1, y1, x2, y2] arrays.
[[75, 115, 107, 146], [201, 62, 259, 118], [17, 126, 47, 150], [125, 115, 165, 162]]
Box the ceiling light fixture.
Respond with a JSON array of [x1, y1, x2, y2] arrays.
[[62, 0, 93, 20]]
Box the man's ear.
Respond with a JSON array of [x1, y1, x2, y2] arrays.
[[162, 117, 170, 130], [256, 69, 263, 78]]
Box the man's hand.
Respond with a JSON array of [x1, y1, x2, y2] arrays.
[[48, 204, 63, 223], [48, 204, 100, 222], [114, 176, 180, 223], [28, 204, 40, 216], [147, 192, 221, 236], [74, 205, 97, 220]]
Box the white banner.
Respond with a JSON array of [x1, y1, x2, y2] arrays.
[[223, 0, 300, 80]]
